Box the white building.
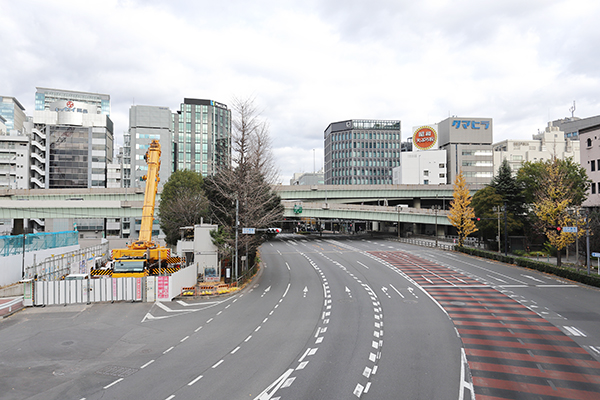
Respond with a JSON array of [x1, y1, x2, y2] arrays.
[[393, 125, 447, 185], [493, 122, 579, 175]]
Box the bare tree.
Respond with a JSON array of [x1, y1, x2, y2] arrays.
[[205, 96, 283, 277]]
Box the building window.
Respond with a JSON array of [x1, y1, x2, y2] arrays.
[[423, 180, 429, 185], [587, 138, 593, 147], [423, 170, 429, 176], [439, 163, 445, 168], [592, 182, 596, 194], [592, 160, 596, 172]]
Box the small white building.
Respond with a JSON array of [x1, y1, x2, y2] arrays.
[[394, 150, 447, 185], [177, 224, 219, 281], [393, 124, 447, 185], [493, 122, 579, 175], [580, 124, 600, 207]]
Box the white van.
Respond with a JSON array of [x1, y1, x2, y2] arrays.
[[64, 274, 89, 280]]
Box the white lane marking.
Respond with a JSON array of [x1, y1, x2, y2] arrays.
[[212, 359, 224, 368], [217, 311, 223, 316], [282, 283, 290, 298], [364, 382, 372, 393], [165, 395, 175, 400], [286, 262, 290, 271], [206, 318, 213, 324], [296, 361, 308, 370], [488, 275, 507, 283], [255, 326, 262, 332], [140, 360, 155, 369], [188, 375, 203, 386], [389, 284, 404, 298], [163, 346, 174, 354], [304, 286, 308, 297], [103, 378, 123, 389], [353, 383, 365, 397], [255, 368, 294, 400], [563, 326, 587, 337], [316, 337, 324, 344], [521, 274, 545, 283], [281, 377, 296, 388], [363, 366, 372, 378], [357, 261, 369, 269], [421, 275, 433, 284], [195, 326, 202, 332], [180, 336, 189, 342], [245, 335, 252, 342], [231, 346, 241, 354], [263, 317, 269, 323], [536, 285, 578, 288]]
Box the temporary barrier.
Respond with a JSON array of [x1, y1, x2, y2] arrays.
[[30, 266, 197, 306], [33, 277, 143, 306]]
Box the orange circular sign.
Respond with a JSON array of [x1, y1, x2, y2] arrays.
[[413, 126, 437, 150]]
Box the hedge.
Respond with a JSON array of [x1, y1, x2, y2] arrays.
[[455, 246, 600, 289]]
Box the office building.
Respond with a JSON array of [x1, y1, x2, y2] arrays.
[[290, 171, 324, 185], [128, 105, 173, 188], [493, 122, 579, 175], [32, 88, 114, 188], [0, 96, 27, 133], [171, 98, 231, 176], [437, 117, 494, 185], [324, 119, 402, 185]]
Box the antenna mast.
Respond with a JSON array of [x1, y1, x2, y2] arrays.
[[569, 101, 576, 118]]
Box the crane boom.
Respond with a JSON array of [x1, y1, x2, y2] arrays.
[[135, 139, 161, 247]]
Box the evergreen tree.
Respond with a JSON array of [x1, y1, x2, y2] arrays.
[[158, 170, 209, 245]]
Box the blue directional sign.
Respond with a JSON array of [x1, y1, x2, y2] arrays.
[[592, 252, 600, 258], [562, 227, 577, 233], [242, 228, 256, 234]]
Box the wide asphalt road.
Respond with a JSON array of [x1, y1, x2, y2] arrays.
[[1, 234, 599, 399]]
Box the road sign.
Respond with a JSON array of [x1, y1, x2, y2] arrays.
[[242, 228, 256, 234], [592, 252, 600, 258], [562, 226, 577, 233]]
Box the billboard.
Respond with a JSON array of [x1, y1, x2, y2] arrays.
[[412, 125, 438, 151]]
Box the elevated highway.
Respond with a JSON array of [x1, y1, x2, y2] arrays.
[[0, 184, 484, 228]]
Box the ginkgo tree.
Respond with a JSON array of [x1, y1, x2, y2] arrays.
[[532, 158, 588, 266], [448, 171, 478, 247]]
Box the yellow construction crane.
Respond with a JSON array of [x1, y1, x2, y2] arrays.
[[103, 140, 173, 278]]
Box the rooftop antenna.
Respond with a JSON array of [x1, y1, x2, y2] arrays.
[[569, 100, 576, 118]]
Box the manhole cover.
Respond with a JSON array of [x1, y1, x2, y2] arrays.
[[96, 365, 138, 378]]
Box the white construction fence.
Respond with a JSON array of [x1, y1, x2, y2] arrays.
[[25, 265, 197, 307]]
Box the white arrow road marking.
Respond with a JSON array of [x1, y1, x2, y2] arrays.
[[303, 286, 308, 298], [261, 286, 271, 298], [381, 287, 391, 298], [255, 369, 295, 400], [345, 286, 352, 298]]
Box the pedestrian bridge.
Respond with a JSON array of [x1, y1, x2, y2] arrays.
[[0, 184, 483, 226]]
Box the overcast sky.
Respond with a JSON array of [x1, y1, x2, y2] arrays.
[[2, 0, 599, 184]]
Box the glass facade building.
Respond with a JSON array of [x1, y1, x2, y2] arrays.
[[35, 87, 110, 116], [0, 96, 27, 133], [172, 99, 231, 175], [324, 119, 402, 185]]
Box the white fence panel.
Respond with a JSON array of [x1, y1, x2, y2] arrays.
[[34, 277, 144, 306]]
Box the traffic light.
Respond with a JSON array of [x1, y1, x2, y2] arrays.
[[471, 217, 481, 222], [267, 228, 282, 234], [546, 226, 562, 232]]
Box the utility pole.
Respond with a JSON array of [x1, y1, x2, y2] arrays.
[[504, 201, 508, 256], [235, 198, 239, 284]]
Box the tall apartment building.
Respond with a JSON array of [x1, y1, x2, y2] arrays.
[[437, 117, 494, 185], [171, 98, 231, 176], [493, 122, 579, 174], [324, 119, 402, 185], [128, 105, 172, 188]]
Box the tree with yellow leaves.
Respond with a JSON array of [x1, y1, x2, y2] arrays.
[[533, 158, 586, 266], [448, 171, 478, 247]]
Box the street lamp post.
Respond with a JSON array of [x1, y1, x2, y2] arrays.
[[493, 206, 501, 253]]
